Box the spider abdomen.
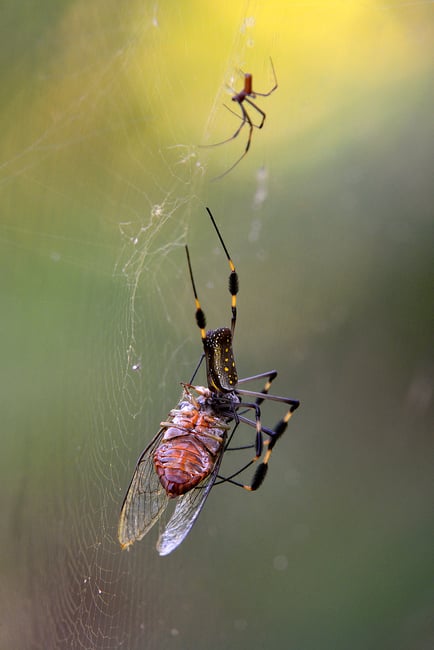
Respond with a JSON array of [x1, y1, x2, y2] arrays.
[[204, 327, 238, 391]]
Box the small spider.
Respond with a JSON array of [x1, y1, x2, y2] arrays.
[[203, 58, 278, 179]]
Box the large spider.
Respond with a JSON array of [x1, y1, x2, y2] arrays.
[[118, 207, 299, 556], [204, 58, 278, 179]]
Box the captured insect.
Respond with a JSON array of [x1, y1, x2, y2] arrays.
[[203, 58, 278, 179], [118, 207, 299, 556]]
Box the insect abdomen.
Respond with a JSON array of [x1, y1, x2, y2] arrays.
[[154, 434, 215, 497]]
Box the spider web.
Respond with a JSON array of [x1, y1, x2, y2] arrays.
[[1, 1, 433, 649]]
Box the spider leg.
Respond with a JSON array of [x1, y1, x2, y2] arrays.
[[223, 387, 299, 491], [215, 458, 256, 486], [222, 102, 266, 130], [251, 57, 278, 98], [223, 418, 241, 450], [205, 207, 238, 336], [225, 415, 278, 452], [214, 364, 299, 489], [237, 369, 278, 406], [241, 103, 254, 154], [222, 103, 247, 121], [212, 398, 262, 487], [244, 97, 267, 129], [217, 405, 298, 491], [235, 401, 263, 457], [200, 103, 247, 149], [188, 352, 205, 384], [202, 97, 265, 148], [214, 411, 266, 487], [225, 370, 279, 445], [243, 391, 299, 491], [211, 104, 254, 180]]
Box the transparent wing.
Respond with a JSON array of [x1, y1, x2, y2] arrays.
[[156, 443, 226, 556], [118, 427, 169, 549]]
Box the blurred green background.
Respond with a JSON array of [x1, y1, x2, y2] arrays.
[[1, 1, 433, 649]]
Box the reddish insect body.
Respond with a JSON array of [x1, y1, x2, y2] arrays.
[[153, 386, 229, 497], [118, 383, 234, 556]]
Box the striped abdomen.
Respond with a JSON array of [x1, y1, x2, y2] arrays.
[[154, 432, 218, 497]]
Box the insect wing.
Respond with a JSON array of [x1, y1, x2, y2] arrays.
[[118, 427, 169, 549], [156, 442, 226, 556]]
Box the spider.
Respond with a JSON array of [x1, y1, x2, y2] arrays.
[[203, 58, 278, 179], [118, 207, 300, 555]]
